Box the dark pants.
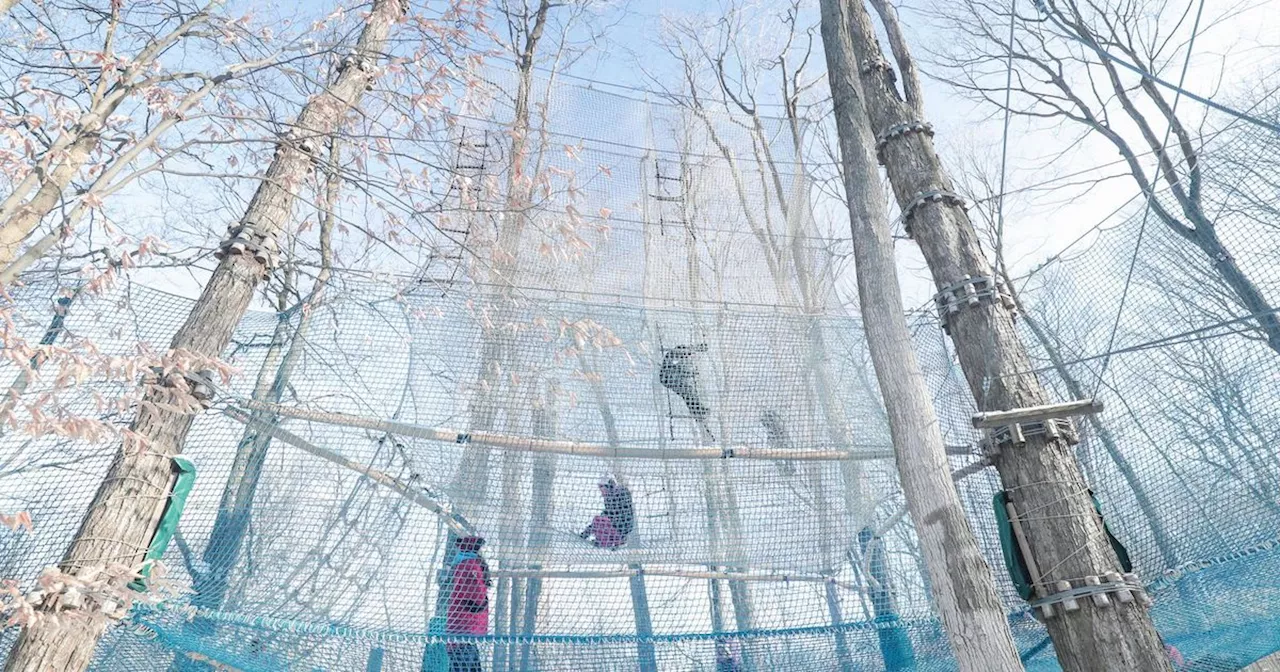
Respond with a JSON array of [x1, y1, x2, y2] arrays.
[[448, 643, 483, 672]]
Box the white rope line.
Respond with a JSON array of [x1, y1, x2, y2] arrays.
[[222, 407, 473, 535], [490, 567, 864, 592], [233, 398, 964, 462]]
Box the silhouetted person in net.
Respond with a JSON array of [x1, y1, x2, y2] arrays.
[[580, 477, 634, 549], [660, 343, 714, 441], [760, 409, 796, 476], [715, 640, 742, 672], [446, 535, 490, 672]]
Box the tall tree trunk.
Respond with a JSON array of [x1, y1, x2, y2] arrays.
[[1, 3, 402, 669], [817, 2, 1025, 671], [860, 528, 916, 670], [838, 1, 1171, 670]]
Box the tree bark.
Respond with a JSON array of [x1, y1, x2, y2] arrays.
[[838, 1, 1172, 670], [2, 2, 401, 669], [817, 2, 1026, 671]]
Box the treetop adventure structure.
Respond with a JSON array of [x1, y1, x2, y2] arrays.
[[1, 25, 1280, 672]]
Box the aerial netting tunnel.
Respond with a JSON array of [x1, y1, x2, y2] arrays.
[[2, 73, 1280, 671]]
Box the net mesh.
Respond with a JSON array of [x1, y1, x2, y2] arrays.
[[0, 73, 1278, 672]]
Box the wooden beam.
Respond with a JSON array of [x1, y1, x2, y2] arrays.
[[971, 399, 1103, 429], [237, 398, 958, 462]]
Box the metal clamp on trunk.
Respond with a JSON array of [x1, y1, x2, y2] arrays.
[[339, 53, 379, 91], [143, 367, 218, 409], [903, 190, 968, 237], [215, 221, 279, 270], [974, 399, 1101, 450], [875, 121, 933, 165], [932, 273, 1014, 333]]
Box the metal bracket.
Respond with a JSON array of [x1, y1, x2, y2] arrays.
[[1032, 572, 1152, 619], [860, 57, 895, 80], [984, 418, 1077, 451], [215, 222, 279, 269], [143, 367, 217, 409], [278, 129, 320, 158], [932, 274, 1015, 333], [875, 121, 934, 165], [339, 53, 379, 90], [902, 190, 968, 237]]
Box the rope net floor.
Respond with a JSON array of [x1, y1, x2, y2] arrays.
[[1, 73, 1279, 672]]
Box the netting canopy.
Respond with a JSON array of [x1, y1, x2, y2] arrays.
[[2, 72, 1280, 672]]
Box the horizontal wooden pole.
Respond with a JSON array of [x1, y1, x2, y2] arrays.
[[971, 399, 1103, 429], [236, 399, 966, 461]]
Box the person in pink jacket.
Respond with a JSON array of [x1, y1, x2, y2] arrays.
[[446, 535, 490, 672], [580, 477, 634, 549]]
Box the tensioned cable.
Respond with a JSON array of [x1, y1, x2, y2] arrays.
[[1091, 0, 1207, 397], [1015, 306, 1277, 380], [994, 0, 1017, 257]]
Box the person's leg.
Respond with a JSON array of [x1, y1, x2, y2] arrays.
[[590, 515, 612, 545], [463, 643, 483, 672], [593, 516, 623, 548]]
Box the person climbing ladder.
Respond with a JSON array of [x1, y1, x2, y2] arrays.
[[580, 477, 635, 549], [659, 342, 714, 442], [445, 535, 490, 672]]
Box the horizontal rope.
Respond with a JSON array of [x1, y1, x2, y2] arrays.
[[135, 606, 927, 646], [489, 567, 862, 592]]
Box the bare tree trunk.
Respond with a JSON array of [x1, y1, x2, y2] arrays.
[[517, 398, 556, 672], [837, 1, 1171, 670], [190, 137, 341, 625], [2, 2, 401, 668], [817, 2, 1025, 671]]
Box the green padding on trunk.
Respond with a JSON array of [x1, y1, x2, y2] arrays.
[[994, 489, 1133, 602], [131, 456, 196, 592]]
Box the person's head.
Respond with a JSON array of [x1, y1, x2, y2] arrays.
[[598, 476, 616, 493], [456, 535, 485, 553]]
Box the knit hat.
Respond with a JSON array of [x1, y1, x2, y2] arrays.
[[456, 535, 485, 551]]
